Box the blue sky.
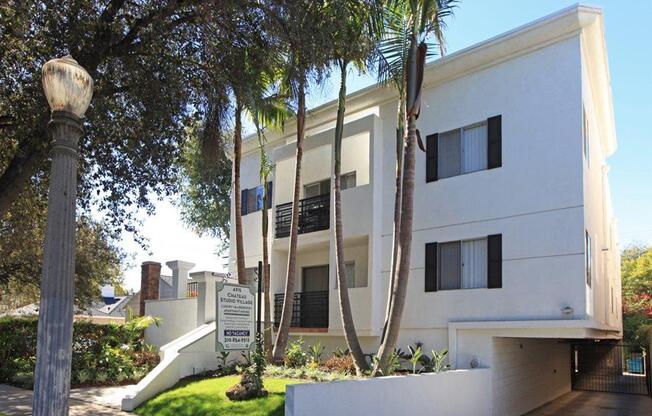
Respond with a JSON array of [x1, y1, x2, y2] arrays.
[[120, 1, 652, 290]]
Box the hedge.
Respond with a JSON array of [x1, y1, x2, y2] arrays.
[[0, 316, 159, 388]]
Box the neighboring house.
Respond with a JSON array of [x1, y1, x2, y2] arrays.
[[229, 5, 622, 415]]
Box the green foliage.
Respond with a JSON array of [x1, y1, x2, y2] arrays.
[[0, 185, 124, 309], [0, 0, 220, 243], [176, 122, 232, 250], [134, 376, 300, 416], [0, 316, 159, 387], [430, 348, 450, 373], [332, 347, 351, 358], [621, 244, 652, 346], [372, 350, 402, 376], [307, 342, 325, 365], [283, 338, 308, 368], [407, 345, 423, 374], [265, 364, 354, 382]]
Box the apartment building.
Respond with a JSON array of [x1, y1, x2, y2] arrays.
[[230, 5, 622, 413]]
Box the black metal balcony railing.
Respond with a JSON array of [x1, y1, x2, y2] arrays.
[[274, 291, 328, 328], [275, 193, 330, 238]]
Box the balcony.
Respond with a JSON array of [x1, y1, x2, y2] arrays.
[[273, 291, 329, 330], [275, 193, 330, 238]]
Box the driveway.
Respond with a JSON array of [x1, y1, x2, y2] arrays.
[[0, 384, 132, 415], [526, 390, 652, 416]]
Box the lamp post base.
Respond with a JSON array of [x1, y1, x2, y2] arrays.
[[32, 110, 82, 416]]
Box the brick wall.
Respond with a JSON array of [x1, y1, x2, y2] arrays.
[[140, 261, 161, 315]]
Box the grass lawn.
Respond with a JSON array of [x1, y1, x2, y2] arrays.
[[134, 376, 303, 416]]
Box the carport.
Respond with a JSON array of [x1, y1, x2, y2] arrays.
[[526, 390, 652, 415]]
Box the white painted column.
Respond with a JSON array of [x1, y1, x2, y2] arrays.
[[166, 260, 196, 299]]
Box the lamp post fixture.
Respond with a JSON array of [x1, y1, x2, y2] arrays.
[[32, 55, 93, 415]]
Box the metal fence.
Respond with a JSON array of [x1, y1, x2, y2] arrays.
[[273, 291, 328, 328], [186, 282, 199, 298], [275, 193, 330, 238], [571, 342, 651, 395]]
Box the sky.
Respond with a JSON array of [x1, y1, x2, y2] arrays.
[[119, 0, 652, 291]]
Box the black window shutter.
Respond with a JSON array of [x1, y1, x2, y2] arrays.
[[425, 242, 438, 292], [426, 133, 438, 182], [266, 182, 273, 209], [487, 115, 502, 169], [487, 234, 502, 288], [241, 189, 248, 215]]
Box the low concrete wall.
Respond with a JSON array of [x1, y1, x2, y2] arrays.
[[145, 298, 197, 348], [122, 323, 216, 411], [285, 369, 492, 416]]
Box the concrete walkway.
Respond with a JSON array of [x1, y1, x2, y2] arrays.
[[526, 390, 652, 416], [0, 384, 133, 415]]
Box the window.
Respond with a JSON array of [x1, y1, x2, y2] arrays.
[[427, 115, 501, 182], [425, 235, 501, 292], [241, 182, 272, 216], [341, 172, 357, 190], [438, 129, 461, 179], [585, 231, 592, 287], [437, 239, 488, 290], [583, 107, 590, 165], [304, 179, 330, 198], [335, 261, 366, 289]]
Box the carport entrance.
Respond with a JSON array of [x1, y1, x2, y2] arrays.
[[571, 342, 651, 395]]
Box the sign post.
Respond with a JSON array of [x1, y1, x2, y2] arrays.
[[215, 279, 256, 352]]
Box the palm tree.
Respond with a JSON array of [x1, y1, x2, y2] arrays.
[[374, 0, 455, 375], [269, 0, 334, 363], [328, 0, 382, 374], [377, 1, 411, 346], [248, 81, 290, 361]]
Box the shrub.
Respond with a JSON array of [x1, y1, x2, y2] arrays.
[[0, 315, 159, 388], [320, 355, 356, 375], [307, 342, 325, 365], [284, 338, 307, 368], [265, 364, 354, 382]]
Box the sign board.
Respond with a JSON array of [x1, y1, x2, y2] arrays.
[[215, 282, 256, 352]]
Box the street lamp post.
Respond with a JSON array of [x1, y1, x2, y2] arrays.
[[32, 55, 93, 415]]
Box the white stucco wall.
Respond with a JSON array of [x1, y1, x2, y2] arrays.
[[492, 337, 570, 416], [285, 369, 492, 416], [145, 298, 197, 348]]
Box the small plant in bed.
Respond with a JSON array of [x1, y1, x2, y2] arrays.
[[226, 335, 268, 401]]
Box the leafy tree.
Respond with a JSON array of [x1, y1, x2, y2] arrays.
[[374, 0, 456, 375], [0, 183, 124, 310], [328, 0, 382, 374], [0, 0, 221, 244], [176, 122, 231, 251], [621, 244, 652, 346]]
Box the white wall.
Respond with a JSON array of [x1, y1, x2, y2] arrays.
[[377, 35, 588, 333], [580, 36, 622, 330], [492, 337, 570, 416], [145, 298, 197, 348], [285, 369, 492, 416]]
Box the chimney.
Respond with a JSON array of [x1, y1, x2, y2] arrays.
[[140, 261, 161, 315]]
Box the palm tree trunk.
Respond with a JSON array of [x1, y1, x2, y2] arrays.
[[233, 101, 246, 283], [375, 37, 419, 375], [333, 61, 370, 374], [272, 75, 306, 362], [262, 177, 273, 361], [380, 100, 405, 345]]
